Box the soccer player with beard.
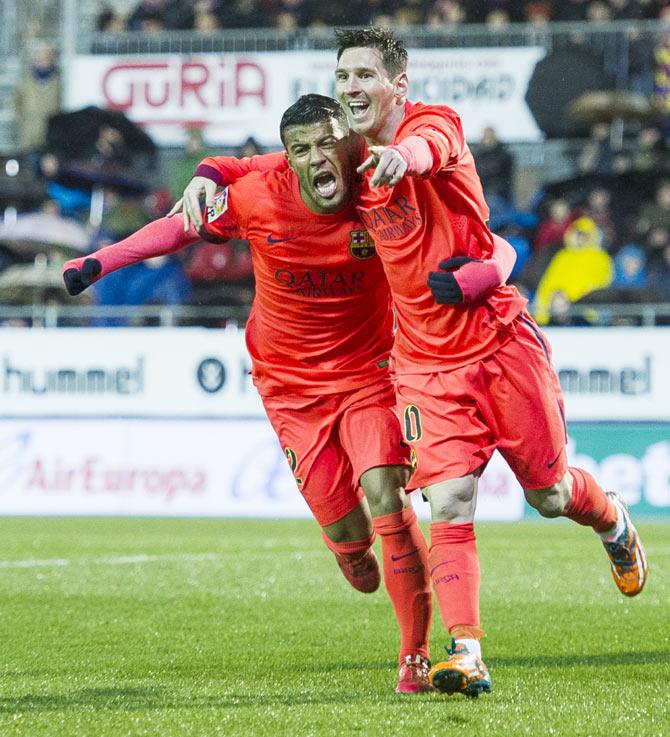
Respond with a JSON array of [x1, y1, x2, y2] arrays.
[[65, 94, 469, 694], [176, 30, 648, 698]]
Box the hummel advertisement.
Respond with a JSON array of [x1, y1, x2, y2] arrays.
[[0, 328, 263, 418], [545, 327, 670, 421], [2, 328, 668, 421]]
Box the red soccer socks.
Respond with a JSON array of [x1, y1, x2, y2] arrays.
[[564, 467, 618, 533], [374, 507, 432, 662], [321, 530, 381, 593], [429, 521, 483, 637]]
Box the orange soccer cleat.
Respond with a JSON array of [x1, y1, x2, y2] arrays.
[[334, 549, 381, 593], [602, 492, 649, 597], [428, 640, 492, 697], [395, 654, 434, 694]]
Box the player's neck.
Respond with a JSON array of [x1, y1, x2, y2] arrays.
[[365, 105, 406, 147]]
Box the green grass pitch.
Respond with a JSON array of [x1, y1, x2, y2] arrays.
[[0, 517, 667, 737]]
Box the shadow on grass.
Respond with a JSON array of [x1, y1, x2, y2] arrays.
[[0, 687, 163, 713], [491, 651, 670, 668], [0, 686, 472, 717]]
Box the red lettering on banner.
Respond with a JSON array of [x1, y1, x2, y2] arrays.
[[23, 456, 207, 499], [100, 58, 266, 114], [102, 62, 169, 111], [180, 62, 209, 107], [235, 61, 266, 105]]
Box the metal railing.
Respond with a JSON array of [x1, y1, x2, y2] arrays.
[[0, 304, 251, 328], [0, 302, 667, 329]]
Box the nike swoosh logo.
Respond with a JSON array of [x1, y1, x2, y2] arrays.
[[547, 450, 563, 469], [391, 548, 419, 562], [267, 235, 295, 244]]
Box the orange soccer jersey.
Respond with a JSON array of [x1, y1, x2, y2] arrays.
[[355, 101, 527, 375], [201, 168, 394, 396]]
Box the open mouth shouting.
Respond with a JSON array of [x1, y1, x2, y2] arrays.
[[313, 170, 338, 199], [346, 99, 370, 123]]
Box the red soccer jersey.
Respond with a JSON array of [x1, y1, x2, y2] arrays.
[[355, 101, 526, 374], [202, 168, 394, 396]]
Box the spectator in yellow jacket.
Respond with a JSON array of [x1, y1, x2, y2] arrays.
[[534, 216, 614, 325]]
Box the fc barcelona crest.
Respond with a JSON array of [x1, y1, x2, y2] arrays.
[[349, 230, 376, 260]]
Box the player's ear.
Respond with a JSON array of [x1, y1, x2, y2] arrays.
[[394, 72, 409, 105], [284, 150, 296, 173]]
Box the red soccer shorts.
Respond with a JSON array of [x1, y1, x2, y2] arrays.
[[262, 378, 412, 527], [395, 313, 568, 491]]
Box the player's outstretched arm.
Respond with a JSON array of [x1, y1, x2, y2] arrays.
[[168, 152, 288, 232], [427, 234, 517, 305], [362, 108, 465, 187], [62, 216, 201, 296]]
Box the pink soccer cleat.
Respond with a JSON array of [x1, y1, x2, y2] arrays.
[[395, 654, 434, 693]]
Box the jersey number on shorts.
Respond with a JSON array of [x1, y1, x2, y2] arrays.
[[285, 447, 303, 486], [403, 405, 423, 442]]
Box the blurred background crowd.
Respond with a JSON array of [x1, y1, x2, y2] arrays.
[[1, 1, 669, 327], [93, 0, 670, 33]]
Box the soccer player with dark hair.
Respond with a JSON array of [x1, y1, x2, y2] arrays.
[[64, 94, 515, 694], [177, 29, 648, 698]]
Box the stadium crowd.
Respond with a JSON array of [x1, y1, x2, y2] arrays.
[[94, 0, 670, 32]]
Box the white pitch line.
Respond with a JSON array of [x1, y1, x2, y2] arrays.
[[0, 553, 220, 569]]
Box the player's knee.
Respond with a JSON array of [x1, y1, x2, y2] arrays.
[[360, 465, 409, 517], [323, 502, 374, 543], [524, 473, 572, 518], [425, 475, 477, 522]]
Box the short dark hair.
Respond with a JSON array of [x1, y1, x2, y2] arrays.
[[279, 94, 348, 145], [335, 27, 408, 78]]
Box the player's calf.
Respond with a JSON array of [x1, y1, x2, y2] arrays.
[[333, 548, 381, 593]]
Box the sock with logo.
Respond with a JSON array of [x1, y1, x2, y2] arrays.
[[563, 467, 618, 533], [429, 522, 482, 638], [374, 507, 432, 663], [449, 632, 482, 658]]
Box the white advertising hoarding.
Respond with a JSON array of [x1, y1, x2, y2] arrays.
[[0, 418, 523, 520], [0, 327, 668, 517], [1, 328, 668, 421], [65, 47, 545, 145], [0, 327, 263, 418], [545, 327, 670, 421]]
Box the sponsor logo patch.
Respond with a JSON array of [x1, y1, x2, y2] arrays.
[[206, 188, 229, 223]]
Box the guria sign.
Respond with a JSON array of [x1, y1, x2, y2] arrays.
[[66, 47, 545, 145]]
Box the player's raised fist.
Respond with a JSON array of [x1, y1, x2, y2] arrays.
[[62, 257, 102, 296]]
